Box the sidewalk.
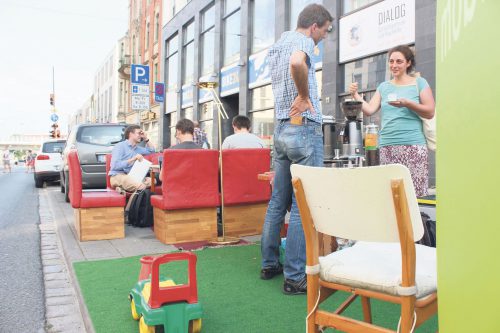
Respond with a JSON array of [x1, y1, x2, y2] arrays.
[[39, 187, 260, 332]]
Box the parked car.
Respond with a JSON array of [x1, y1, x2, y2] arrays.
[[60, 123, 131, 202], [34, 139, 66, 188]]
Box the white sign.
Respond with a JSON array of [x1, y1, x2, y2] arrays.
[[132, 84, 150, 96], [339, 0, 415, 63], [131, 95, 150, 110]]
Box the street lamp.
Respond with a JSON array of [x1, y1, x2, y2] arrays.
[[196, 78, 239, 245]]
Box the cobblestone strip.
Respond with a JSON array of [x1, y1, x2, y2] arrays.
[[39, 191, 86, 333]]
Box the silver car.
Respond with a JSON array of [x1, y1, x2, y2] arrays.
[[60, 123, 130, 202]]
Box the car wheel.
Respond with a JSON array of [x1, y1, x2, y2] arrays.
[[64, 173, 70, 203], [34, 174, 44, 188]]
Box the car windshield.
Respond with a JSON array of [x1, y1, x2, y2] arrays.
[[42, 141, 66, 153], [78, 126, 125, 146]]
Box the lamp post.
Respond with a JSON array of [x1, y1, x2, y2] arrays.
[[196, 79, 239, 245]]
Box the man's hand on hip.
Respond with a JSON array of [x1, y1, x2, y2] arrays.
[[290, 95, 315, 117]]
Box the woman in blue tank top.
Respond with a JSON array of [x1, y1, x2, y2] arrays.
[[349, 45, 435, 196]]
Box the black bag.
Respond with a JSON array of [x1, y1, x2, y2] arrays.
[[418, 212, 436, 247], [125, 189, 154, 228]]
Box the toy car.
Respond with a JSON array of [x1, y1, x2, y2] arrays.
[[129, 252, 203, 333]]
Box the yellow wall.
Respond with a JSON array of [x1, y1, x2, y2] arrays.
[[437, 1, 500, 331]]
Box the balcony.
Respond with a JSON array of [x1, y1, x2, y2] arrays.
[[118, 55, 131, 80]]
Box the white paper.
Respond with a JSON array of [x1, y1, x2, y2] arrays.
[[128, 158, 152, 183]]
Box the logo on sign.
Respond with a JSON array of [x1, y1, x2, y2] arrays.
[[131, 64, 150, 85], [132, 84, 149, 95]]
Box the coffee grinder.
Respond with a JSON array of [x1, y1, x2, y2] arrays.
[[339, 100, 364, 162]]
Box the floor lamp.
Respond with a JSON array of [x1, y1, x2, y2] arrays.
[[197, 79, 239, 245]]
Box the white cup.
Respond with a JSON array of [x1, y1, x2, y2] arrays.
[[388, 93, 397, 102]]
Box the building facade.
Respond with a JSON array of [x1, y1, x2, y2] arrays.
[[160, 0, 436, 185], [122, 0, 163, 147]]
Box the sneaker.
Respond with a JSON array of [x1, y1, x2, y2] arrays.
[[260, 264, 283, 280], [283, 277, 307, 295]]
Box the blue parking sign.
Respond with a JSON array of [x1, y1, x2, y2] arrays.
[[131, 64, 150, 85]]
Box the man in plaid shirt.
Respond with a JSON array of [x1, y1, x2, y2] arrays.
[[193, 121, 209, 148], [260, 4, 333, 295]]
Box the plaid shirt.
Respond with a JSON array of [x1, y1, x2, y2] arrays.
[[268, 31, 322, 124], [193, 127, 207, 147]]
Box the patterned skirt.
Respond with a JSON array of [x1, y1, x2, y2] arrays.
[[379, 145, 428, 197]]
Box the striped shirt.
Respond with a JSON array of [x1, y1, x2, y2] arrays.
[[268, 31, 322, 124]]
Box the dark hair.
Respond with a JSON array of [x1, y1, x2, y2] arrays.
[[232, 115, 251, 130], [124, 125, 141, 139], [297, 4, 333, 29], [175, 119, 194, 135], [388, 45, 416, 74]]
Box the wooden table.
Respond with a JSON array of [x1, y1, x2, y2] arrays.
[[150, 165, 160, 192]]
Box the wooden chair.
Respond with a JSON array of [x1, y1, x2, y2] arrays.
[[68, 151, 126, 241], [291, 164, 437, 333], [221, 148, 271, 237]]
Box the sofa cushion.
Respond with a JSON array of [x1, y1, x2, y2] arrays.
[[80, 191, 126, 208], [319, 241, 437, 299], [222, 149, 271, 205], [68, 150, 83, 208]]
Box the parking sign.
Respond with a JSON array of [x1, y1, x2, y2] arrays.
[[154, 82, 165, 102], [131, 64, 150, 85]]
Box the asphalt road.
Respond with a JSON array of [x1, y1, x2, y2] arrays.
[[0, 165, 45, 332]]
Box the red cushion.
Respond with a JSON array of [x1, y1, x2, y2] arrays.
[[150, 149, 220, 210], [222, 149, 271, 205], [80, 191, 126, 208], [105, 154, 112, 190], [68, 150, 83, 208]]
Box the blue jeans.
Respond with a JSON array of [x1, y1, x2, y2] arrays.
[[261, 119, 324, 281]]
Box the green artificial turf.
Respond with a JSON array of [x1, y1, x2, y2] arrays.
[[73, 244, 437, 333]]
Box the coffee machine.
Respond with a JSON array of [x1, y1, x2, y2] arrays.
[[339, 100, 364, 161]]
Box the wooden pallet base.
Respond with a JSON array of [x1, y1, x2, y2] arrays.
[[223, 202, 267, 237], [74, 207, 125, 242], [153, 207, 217, 244]]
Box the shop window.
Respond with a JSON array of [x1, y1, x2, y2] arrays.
[[201, 4, 215, 75], [251, 85, 274, 111], [252, 0, 275, 53], [289, 0, 321, 30], [183, 21, 195, 84], [169, 111, 178, 145], [223, 3, 241, 66], [342, 0, 379, 15], [250, 109, 274, 149], [183, 107, 194, 120], [199, 101, 214, 148]]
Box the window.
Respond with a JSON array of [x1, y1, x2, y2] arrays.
[[166, 35, 179, 113], [183, 21, 195, 84], [154, 13, 160, 43], [132, 35, 136, 63], [223, 0, 241, 65], [201, 4, 215, 75], [146, 21, 150, 50], [250, 85, 274, 148], [342, 52, 391, 93], [199, 101, 214, 148], [342, 0, 379, 14], [154, 63, 158, 82], [169, 111, 178, 144], [252, 0, 275, 53], [183, 107, 194, 120], [289, 0, 321, 29]]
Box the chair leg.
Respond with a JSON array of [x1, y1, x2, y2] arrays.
[[361, 296, 372, 323], [400, 297, 416, 333], [306, 274, 320, 333]]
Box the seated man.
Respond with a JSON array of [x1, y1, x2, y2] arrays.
[[159, 119, 200, 182], [222, 115, 265, 149], [109, 125, 155, 192]]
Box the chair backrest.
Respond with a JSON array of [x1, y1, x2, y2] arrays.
[[105, 153, 112, 190], [222, 148, 271, 205], [67, 150, 82, 209], [290, 164, 423, 243], [160, 149, 220, 210], [144, 152, 163, 165]]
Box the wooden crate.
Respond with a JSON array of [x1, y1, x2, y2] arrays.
[[74, 207, 125, 242], [223, 202, 267, 237], [153, 207, 217, 244]]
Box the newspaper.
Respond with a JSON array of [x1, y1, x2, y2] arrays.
[[127, 158, 152, 183]]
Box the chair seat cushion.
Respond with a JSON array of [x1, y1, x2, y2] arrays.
[[319, 241, 437, 299], [80, 191, 126, 208]]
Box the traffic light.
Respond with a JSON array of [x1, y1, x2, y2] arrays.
[[50, 94, 55, 106]]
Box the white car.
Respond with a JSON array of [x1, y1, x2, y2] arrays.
[[34, 139, 66, 188]]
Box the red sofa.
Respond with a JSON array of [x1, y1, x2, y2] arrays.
[[68, 151, 125, 241], [150, 149, 220, 244], [221, 148, 271, 236]]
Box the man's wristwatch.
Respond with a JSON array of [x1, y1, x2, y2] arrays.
[[144, 139, 150, 143]]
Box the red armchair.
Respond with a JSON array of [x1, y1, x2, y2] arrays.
[[221, 149, 271, 236], [68, 151, 126, 241], [150, 149, 220, 244]]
